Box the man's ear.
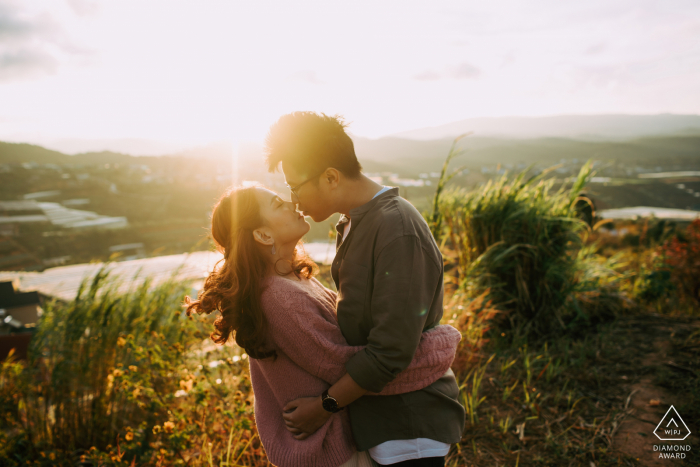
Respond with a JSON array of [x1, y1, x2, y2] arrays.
[[323, 168, 340, 189], [253, 228, 274, 246]]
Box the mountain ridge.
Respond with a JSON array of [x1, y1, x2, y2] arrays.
[[389, 114, 700, 141]]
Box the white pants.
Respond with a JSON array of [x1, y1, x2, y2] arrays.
[[338, 450, 379, 467]]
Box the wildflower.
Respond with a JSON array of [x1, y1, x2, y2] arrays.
[[112, 369, 124, 377], [163, 421, 175, 433], [132, 387, 141, 398], [125, 432, 134, 441], [117, 337, 126, 347], [152, 425, 162, 434], [49, 453, 55, 461], [129, 365, 137, 372], [179, 379, 193, 392]]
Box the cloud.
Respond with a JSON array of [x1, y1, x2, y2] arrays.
[[285, 70, 323, 84], [0, 2, 44, 42], [0, 48, 57, 80], [449, 61, 481, 79], [0, 0, 89, 82], [413, 70, 441, 81]]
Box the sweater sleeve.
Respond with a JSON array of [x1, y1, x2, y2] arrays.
[[261, 284, 460, 391], [375, 324, 460, 396]]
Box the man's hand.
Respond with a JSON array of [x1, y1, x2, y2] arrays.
[[282, 396, 332, 440]]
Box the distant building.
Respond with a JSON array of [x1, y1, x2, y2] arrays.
[[599, 206, 700, 222], [0, 281, 40, 361], [0, 200, 127, 230]]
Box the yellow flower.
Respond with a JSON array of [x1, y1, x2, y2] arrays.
[[112, 369, 124, 377], [49, 453, 55, 461], [125, 432, 134, 441], [132, 387, 141, 398], [129, 365, 137, 372], [117, 337, 126, 347], [179, 379, 193, 392], [152, 425, 162, 434], [163, 421, 175, 434]]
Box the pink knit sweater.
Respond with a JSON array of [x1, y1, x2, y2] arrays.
[[249, 275, 461, 467]]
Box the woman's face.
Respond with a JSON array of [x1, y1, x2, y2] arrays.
[[254, 187, 310, 247]]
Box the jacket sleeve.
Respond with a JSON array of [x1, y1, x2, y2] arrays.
[[344, 235, 443, 392]]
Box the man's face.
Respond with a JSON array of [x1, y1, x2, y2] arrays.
[[282, 162, 337, 223]]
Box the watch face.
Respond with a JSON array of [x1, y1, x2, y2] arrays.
[[322, 397, 339, 413]]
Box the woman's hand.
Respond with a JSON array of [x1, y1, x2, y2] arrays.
[[282, 396, 332, 440]]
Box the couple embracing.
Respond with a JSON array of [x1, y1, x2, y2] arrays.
[[187, 112, 465, 467]]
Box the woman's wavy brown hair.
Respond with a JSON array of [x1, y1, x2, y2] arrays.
[[185, 186, 317, 359]]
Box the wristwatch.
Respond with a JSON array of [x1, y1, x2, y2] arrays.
[[321, 389, 343, 413]]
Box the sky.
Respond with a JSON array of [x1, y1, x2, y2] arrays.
[[1, 0, 700, 154]]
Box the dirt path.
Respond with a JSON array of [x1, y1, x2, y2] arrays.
[[613, 315, 699, 466]]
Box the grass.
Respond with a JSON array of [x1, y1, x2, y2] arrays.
[[443, 319, 645, 466], [431, 160, 601, 341], [0, 271, 267, 466]]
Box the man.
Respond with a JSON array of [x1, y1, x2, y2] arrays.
[[264, 112, 465, 467]]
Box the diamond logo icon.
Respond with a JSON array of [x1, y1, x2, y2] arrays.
[[654, 405, 691, 441]]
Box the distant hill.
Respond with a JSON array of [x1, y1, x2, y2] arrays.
[[0, 141, 262, 170], [3, 135, 700, 177], [0, 142, 135, 166], [352, 135, 700, 174], [389, 114, 700, 141]]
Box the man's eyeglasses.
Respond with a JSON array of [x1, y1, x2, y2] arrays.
[[286, 170, 325, 198]]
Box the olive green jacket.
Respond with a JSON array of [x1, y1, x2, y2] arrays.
[[331, 187, 465, 451]]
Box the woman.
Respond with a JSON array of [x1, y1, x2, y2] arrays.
[[186, 186, 460, 467]]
